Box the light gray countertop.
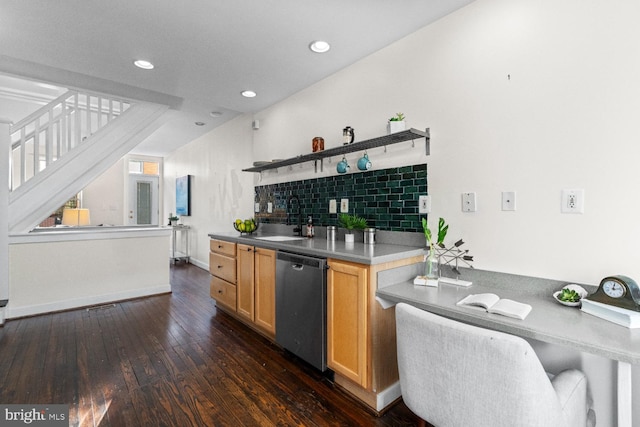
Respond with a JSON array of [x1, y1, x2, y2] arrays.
[[376, 273, 640, 364], [208, 230, 426, 265]]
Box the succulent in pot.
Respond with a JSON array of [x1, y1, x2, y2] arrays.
[[338, 213, 368, 242], [388, 112, 406, 134]]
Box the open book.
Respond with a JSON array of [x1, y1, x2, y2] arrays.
[[456, 293, 532, 320]]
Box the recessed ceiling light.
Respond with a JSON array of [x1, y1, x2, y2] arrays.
[[210, 111, 223, 118], [309, 40, 331, 53], [134, 59, 154, 70], [195, 121, 205, 126], [241, 90, 257, 98]]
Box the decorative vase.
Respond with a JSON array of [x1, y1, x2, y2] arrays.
[[388, 120, 406, 135], [345, 233, 355, 243], [425, 247, 439, 286]]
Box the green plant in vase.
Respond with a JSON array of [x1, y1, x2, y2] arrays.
[[422, 217, 448, 283], [388, 112, 406, 134], [338, 213, 368, 243], [389, 112, 405, 122]]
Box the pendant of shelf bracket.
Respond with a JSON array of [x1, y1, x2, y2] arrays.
[[425, 128, 430, 155]]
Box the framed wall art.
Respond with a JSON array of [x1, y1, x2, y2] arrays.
[[176, 175, 191, 216]]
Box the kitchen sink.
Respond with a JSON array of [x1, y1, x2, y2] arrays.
[[254, 235, 307, 242]]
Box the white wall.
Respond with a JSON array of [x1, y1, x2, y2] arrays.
[[163, 114, 255, 268], [82, 157, 126, 225], [165, 1, 640, 424], [8, 230, 171, 318], [252, 0, 640, 286]]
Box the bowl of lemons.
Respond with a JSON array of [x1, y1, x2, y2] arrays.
[[234, 218, 258, 234]]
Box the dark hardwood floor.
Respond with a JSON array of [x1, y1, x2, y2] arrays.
[[0, 263, 421, 426]]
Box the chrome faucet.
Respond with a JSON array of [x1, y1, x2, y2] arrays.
[[286, 194, 302, 236]]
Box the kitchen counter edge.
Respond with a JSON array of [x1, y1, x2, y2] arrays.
[[208, 232, 426, 265]]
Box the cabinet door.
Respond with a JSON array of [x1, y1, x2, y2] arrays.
[[327, 259, 368, 387], [254, 247, 276, 336], [236, 244, 255, 321]]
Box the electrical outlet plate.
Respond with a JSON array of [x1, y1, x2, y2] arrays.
[[340, 198, 349, 213], [462, 192, 477, 212], [254, 202, 260, 213], [267, 202, 273, 213], [329, 199, 337, 214], [419, 195, 431, 214], [501, 191, 516, 211], [561, 189, 584, 213]]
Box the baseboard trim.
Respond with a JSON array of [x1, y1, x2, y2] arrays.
[[376, 381, 402, 412], [334, 374, 402, 414], [6, 284, 171, 319], [188, 257, 208, 271]]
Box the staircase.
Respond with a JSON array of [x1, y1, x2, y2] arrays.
[[8, 90, 168, 232]]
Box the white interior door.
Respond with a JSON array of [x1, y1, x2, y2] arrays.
[[128, 175, 159, 225]]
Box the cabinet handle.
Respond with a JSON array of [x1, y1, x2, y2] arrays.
[[217, 265, 223, 269], [247, 247, 253, 252], [218, 289, 223, 294], [218, 245, 223, 248]]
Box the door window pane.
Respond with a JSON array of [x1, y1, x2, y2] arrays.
[[137, 182, 152, 224]]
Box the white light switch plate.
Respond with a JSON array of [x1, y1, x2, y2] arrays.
[[267, 202, 273, 213], [329, 199, 337, 214], [462, 192, 477, 212], [501, 191, 516, 211], [254, 202, 260, 213], [340, 198, 349, 213], [419, 195, 431, 214]]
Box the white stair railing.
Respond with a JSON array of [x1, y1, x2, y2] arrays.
[[9, 90, 131, 191]]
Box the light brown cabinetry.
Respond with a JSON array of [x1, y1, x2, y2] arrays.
[[209, 235, 423, 413], [235, 243, 276, 337], [209, 239, 237, 311], [327, 259, 368, 387], [327, 255, 424, 413], [254, 247, 276, 335], [236, 243, 255, 321]]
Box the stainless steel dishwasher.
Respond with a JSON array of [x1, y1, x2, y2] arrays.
[[275, 251, 327, 371]]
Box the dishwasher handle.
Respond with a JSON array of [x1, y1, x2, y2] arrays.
[[291, 264, 304, 271], [277, 251, 326, 270]]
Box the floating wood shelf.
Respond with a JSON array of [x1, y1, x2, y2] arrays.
[[242, 128, 430, 173]]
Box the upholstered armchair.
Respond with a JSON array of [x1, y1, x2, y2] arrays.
[[395, 303, 595, 427]]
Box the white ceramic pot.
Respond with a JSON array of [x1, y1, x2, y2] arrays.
[[388, 120, 406, 134], [344, 233, 355, 243]]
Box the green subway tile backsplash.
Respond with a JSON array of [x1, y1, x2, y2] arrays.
[[254, 164, 427, 233]]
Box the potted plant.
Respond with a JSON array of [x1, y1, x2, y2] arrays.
[[168, 213, 179, 226], [421, 217, 448, 285], [387, 112, 406, 134], [338, 213, 368, 243]]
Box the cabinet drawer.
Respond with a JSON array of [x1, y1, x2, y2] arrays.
[[210, 276, 237, 311], [210, 239, 236, 257], [209, 252, 237, 283]]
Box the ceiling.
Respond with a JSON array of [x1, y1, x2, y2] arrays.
[[0, 0, 475, 157]]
